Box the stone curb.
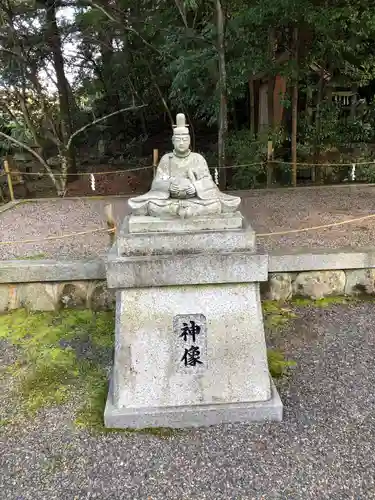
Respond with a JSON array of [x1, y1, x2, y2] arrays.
[[0, 199, 31, 214], [1, 248, 375, 284], [269, 247, 375, 273], [2, 247, 375, 310], [0, 259, 106, 283]]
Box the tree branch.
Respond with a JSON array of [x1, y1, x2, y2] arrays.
[[86, 1, 164, 58], [0, 47, 27, 61], [0, 130, 58, 185], [174, 0, 188, 28], [147, 62, 174, 128], [0, 102, 23, 129], [66, 104, 147, 150]]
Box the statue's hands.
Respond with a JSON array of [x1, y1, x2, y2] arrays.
[[170, 181, 180, 194], [169, 176, 195, 197], [186, 183, 196, 196]]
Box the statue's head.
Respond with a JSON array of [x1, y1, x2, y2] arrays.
[[172, 113, 191, 156]]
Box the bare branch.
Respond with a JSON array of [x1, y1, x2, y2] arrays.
[[146, 62, 174, 127], [174, 0, 188, 28], [0, 130, 57, 184], [86, 1, 165, 58], [66, 104, 147, 150]]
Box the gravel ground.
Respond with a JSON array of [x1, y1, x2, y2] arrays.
[[2, 184, 375, 259], [2, 301, 375, 499]]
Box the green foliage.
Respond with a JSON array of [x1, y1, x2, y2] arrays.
[[227, 128, 286, 189], [2, 0, 375, 176], [226, 131, 266, 189]]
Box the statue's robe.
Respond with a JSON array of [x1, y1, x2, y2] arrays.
[[129, 152, 240, 216]]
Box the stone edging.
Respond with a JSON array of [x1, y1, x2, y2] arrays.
[[1, 247, 375, 311], [0, 259, 105, 283], [1, 248, 375, 283], [269, 247, 375, 272]]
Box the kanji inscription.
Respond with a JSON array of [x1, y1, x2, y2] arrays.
[[173, 314, 207, 371]]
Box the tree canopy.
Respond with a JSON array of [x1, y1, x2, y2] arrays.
[[0, 0, 375, 192]]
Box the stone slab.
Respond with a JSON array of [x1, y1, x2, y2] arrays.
[[117, 217, 256, 256], [106, 250, 268, 288], [109, 283, 271, 411], [269, 247, 375, 273], [3, 248, 375, 286], [0, 259, 105, 283], [128, 212, 243, 233], [104, 377, 282, 428]]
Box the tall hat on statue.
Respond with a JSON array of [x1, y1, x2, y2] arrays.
[[173, 113, 189, 136]]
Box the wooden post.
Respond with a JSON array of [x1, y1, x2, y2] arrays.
[[153, 148, 159, 178], [104, 203, 116, 247], [3, 157, 15, 201], [291, 82, 298, 187], [267, 140, 274, 187]]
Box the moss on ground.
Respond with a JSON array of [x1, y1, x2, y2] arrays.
[[262, 296, 360, 376], [0, 309, 182, 437], [14, 253, 47, 260], [262, 295, 357, 330], [0, 309, 114, 431], [0, 305, 300, 434], [262, 300, 299, 329]]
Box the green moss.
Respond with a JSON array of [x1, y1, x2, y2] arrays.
[[1, 307, 295, 435], [14, 253, 47, 260], [0, 309, 114, 427], [267, 349, 296, 378], [291, 296, 357, 308], [0, 309, 180, 436], [262, 300, 298, 330]]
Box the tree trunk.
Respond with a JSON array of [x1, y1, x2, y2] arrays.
[[249, 79, 256, 136], [291, 27, 299, 187], [45, 0, 76, 176], [267, 28, 276, 132], [215, 0, 228, 190], [314, 66, 325, 183]]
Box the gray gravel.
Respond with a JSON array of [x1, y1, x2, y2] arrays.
[[2, 184, 375, 259], [2, 301, 375, 499]]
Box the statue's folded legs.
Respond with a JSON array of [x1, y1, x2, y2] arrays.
[[148, 200, 221, 218]]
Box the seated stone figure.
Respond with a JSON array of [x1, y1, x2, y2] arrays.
[[128, 114, 241, 218]]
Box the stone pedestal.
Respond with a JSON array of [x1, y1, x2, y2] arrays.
[[104, 214, 282, 428]]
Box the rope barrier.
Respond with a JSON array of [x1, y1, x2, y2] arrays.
[[3, 160, 375, 179], [257, 213, 375, 237], [1, 213, 375, 246], [269, 160, 375, 167], [0, 227, 115, 245], [13, 164, 154, 177]]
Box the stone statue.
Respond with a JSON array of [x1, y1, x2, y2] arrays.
[[128, 114, 241, 218]]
